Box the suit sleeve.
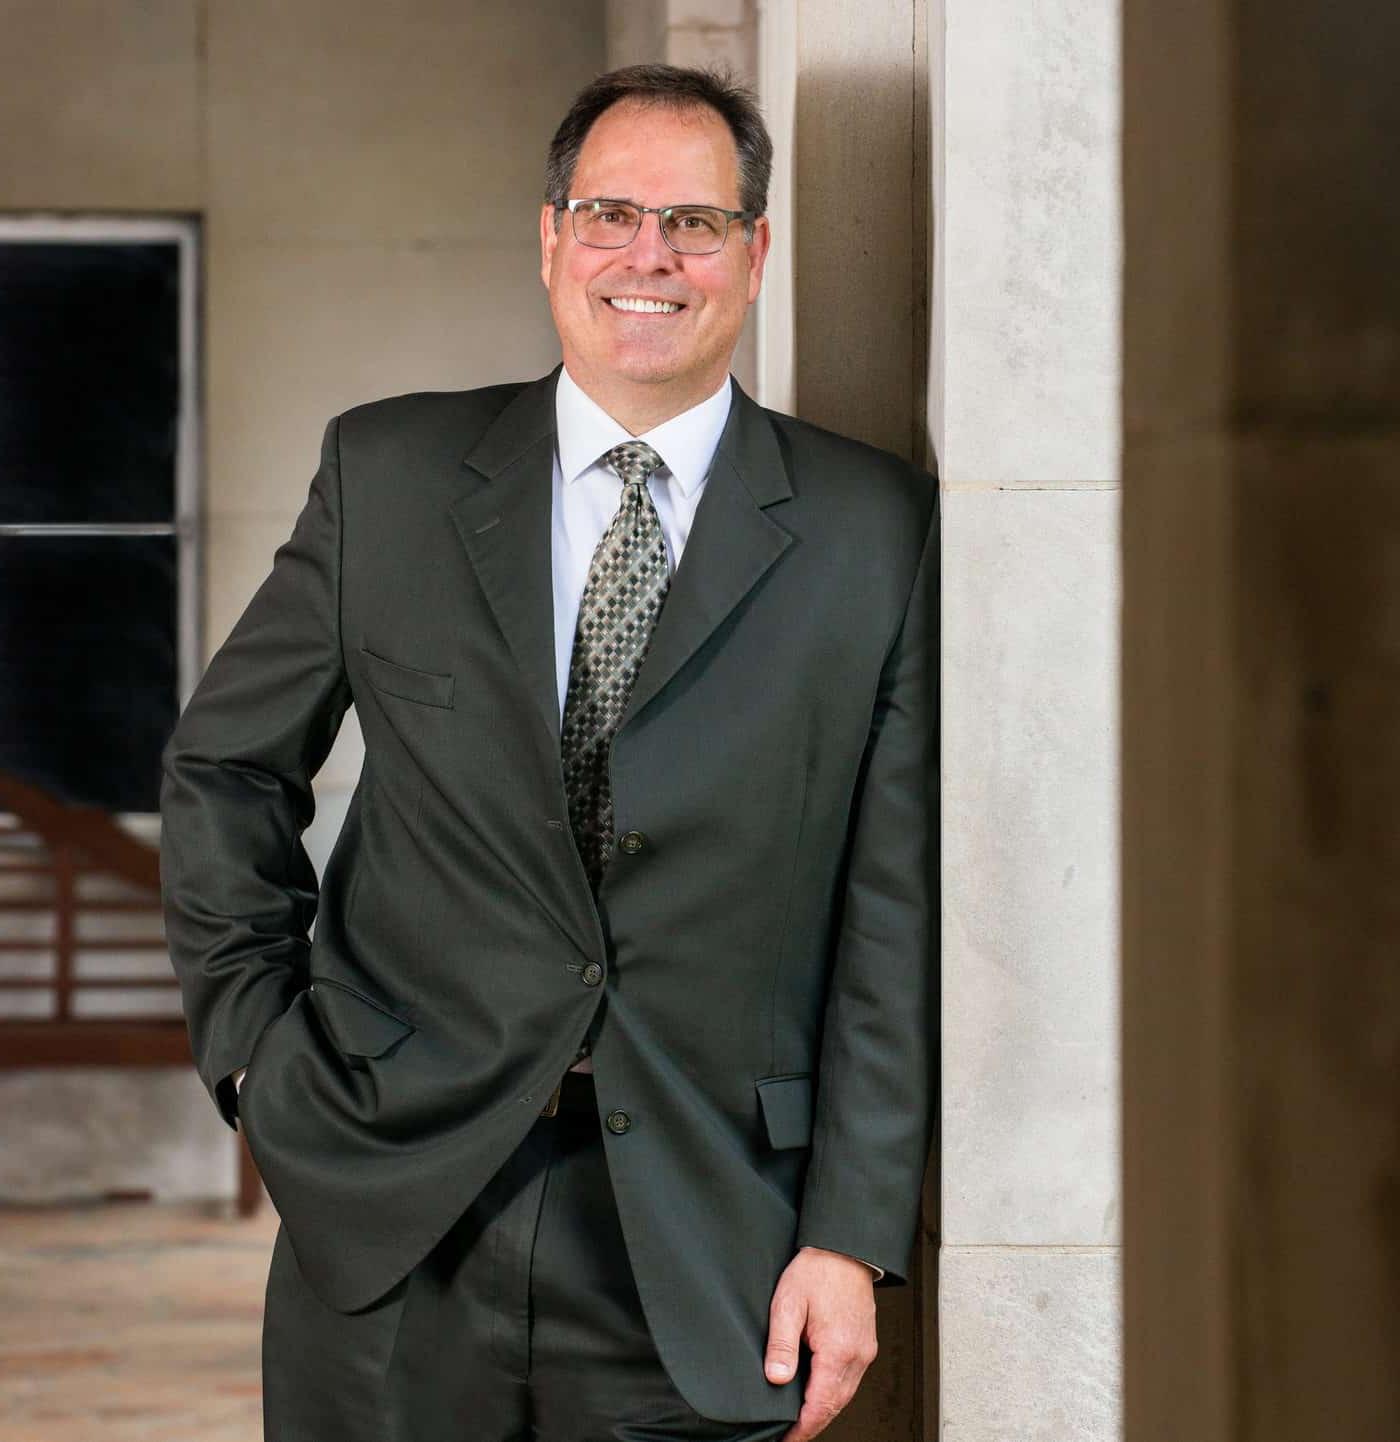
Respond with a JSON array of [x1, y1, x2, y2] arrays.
[[159, 417, 352, 1131], [793, 484, 939, 1286]]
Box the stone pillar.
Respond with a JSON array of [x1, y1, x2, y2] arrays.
[[1121, 0, 1400, 1436], [931, 0, 1124, 1435]]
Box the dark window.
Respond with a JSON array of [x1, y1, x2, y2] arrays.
[[0, 225, 197, 814]]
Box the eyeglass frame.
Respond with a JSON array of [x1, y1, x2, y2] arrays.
[[558, 196, 760, 253]]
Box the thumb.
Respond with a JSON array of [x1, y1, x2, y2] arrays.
[[765, 1291, 806, 1383]]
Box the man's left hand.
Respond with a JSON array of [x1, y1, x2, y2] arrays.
[[764, 1245, 879, 1441]]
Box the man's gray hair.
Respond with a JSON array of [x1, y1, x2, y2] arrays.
[[544, 63, 772, 243]]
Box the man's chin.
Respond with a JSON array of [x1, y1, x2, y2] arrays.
[[604, 351, 686, 387]]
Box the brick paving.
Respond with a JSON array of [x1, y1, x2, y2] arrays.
[[0, 1200, 277, 1442]]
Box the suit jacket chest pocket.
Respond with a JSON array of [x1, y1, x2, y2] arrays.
[[359, 645, 455, 708]]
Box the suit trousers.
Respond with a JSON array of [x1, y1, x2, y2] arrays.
[[261, 1068, 793, 1441]]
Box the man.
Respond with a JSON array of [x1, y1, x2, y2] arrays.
[[160, 63, 937, 1442]]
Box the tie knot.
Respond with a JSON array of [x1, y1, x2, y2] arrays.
[[602, 440, 665, 487]]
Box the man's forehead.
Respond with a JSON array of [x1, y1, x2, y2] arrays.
[[573, 101, 740, 201]]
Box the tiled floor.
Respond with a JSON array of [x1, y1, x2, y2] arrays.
[[0, 1199, 278, 1442]]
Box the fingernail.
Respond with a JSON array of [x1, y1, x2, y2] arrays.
[[769, 1362, 791, 1377]]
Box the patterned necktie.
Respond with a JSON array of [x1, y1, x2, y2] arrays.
[[560, 440, 672, 892]]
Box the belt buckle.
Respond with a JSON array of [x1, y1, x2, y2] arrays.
[[539, 1079, 563, 1117]]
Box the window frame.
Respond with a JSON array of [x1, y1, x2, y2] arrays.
[[0, 213, 202, 822]]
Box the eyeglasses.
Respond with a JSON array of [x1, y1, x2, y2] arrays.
[[560, 197, 758, 255]]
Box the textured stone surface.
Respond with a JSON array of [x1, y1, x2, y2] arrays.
[[941, 486, 1121, 1247], [940, 1246, 1121, 1440], [939, 0, 1121, 483]]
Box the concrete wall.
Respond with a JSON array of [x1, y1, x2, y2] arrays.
[[931, 0, 1124, 1436], [0, 0, 605, 1202]]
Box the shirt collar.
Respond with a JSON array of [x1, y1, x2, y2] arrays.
[[555, 364, 733, 499]]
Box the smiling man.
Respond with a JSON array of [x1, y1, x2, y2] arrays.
[[160, 63, 937, 1442], [540, 96, 764, 431]]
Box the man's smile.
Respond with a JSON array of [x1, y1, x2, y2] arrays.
[[603, 295, 688, 315]]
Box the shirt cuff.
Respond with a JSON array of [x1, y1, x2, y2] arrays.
[[802, 1244, 884, 1280]]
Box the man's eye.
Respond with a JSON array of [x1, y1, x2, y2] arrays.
[[596, 209, 627, 224]]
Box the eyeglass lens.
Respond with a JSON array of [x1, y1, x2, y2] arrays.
[[572, 201, 730, 254]]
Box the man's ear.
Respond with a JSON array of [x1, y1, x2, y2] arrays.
[[746, 214, 773, 305], [540, 203, 560, 290]]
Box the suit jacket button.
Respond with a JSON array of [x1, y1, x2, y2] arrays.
[[606, 1109, 631, 1134], [581, 962, 604, 986], [618, 830, 646, 854]]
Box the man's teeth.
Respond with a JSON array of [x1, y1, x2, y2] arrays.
[[607, 297, 683, 314]]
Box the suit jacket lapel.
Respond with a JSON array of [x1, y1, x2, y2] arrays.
[[447, 365, 795, 751], [450, 366, 564, 748], [618, 375, 794, 730]]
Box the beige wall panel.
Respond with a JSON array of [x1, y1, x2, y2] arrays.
[[666, 22, 753, 71], [205, 237, 561, 515], [0, 0, 202, 209], [206, 0, 604, 243], [605, 0, 668, 67]]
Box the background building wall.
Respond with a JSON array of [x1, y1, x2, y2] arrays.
[[1121, 0, 1400, 1436], [0, 0, 605, 1202]]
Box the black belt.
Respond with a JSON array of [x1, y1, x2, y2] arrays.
[[539, 1067, 596, 1117]]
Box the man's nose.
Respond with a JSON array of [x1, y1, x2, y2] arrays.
[[626, 211, 677, 266]]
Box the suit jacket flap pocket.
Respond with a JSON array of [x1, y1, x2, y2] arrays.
[[310, 978, 416, 1057], [359, 645, 455, 708], [755, 1072, 814, 1150]]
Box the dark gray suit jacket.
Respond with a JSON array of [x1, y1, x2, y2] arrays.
[[158, 363, 938, 1423]]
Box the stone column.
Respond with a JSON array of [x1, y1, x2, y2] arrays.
[[1121, 0, 1400, 1436], [931, 0, 1124, 1435]]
